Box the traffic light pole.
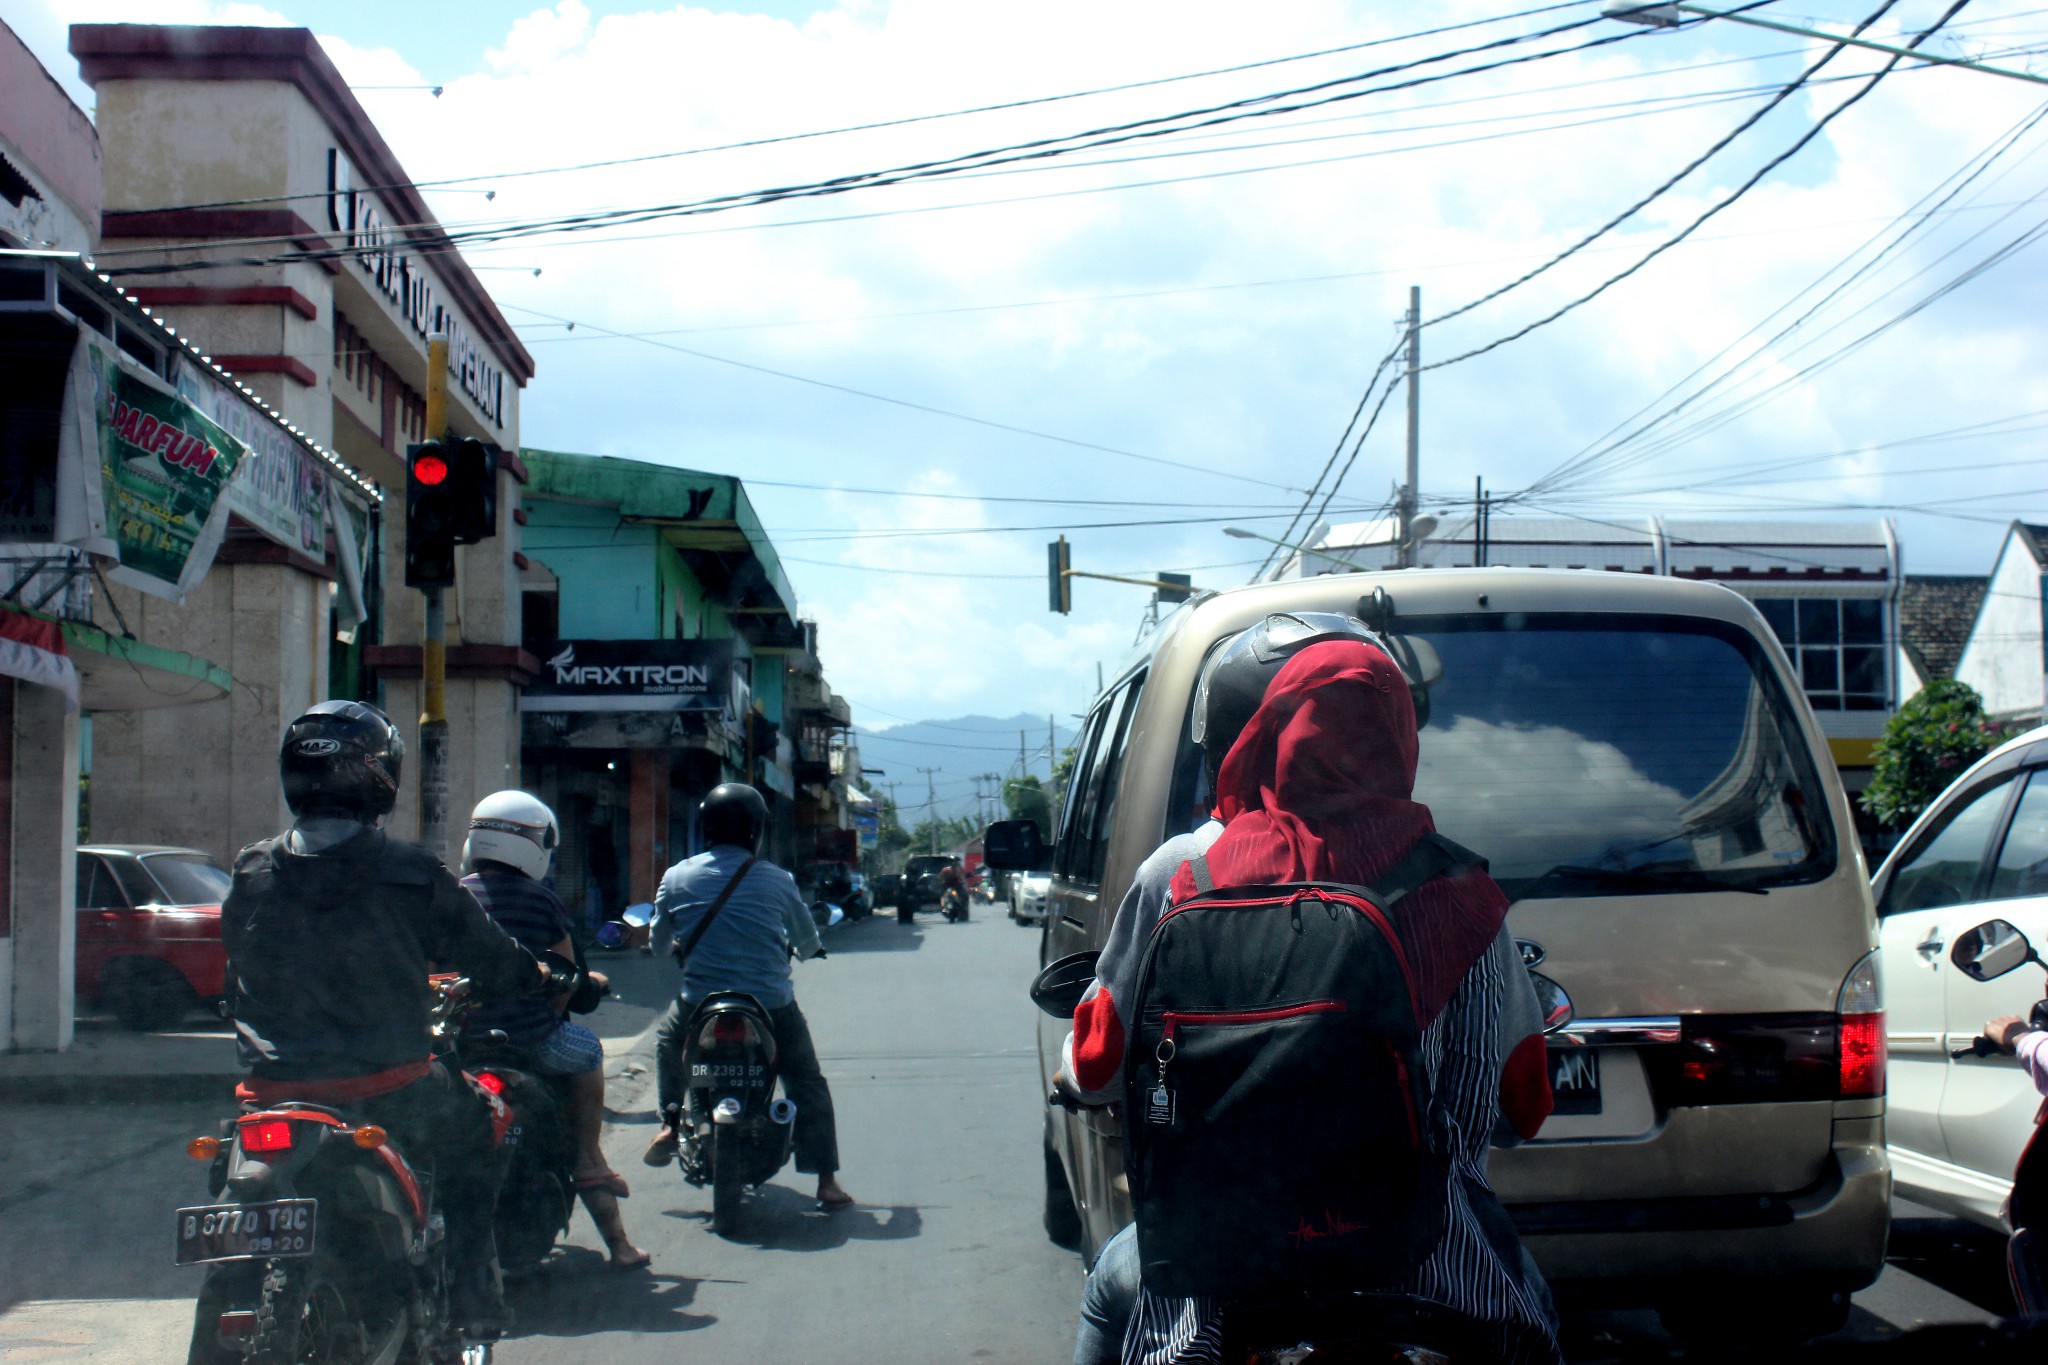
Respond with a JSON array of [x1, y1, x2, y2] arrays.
[[418, 333, 450, 859]]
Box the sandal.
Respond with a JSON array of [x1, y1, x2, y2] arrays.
[[573, 1170, 632, 1198], [610, 1247, 653, 1271], [816, 1188, 856, 1212], [642, 1129, 679, 1168]]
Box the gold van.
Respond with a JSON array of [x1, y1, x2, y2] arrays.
[[1019, 567, 1889, 1337]]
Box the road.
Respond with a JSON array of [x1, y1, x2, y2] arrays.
[[0, 894, 2026, 1362]]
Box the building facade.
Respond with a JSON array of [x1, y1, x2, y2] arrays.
[[1954, 522, 2046, 726]]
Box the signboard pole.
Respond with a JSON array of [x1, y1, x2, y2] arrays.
[[418, 334, 450, 858]]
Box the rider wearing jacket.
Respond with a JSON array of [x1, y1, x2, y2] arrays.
[[1063, 617, 1560, 1365], [219, 701, 554, 1335], [641, 783, 854, 1210]]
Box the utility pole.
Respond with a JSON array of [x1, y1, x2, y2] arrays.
[[1018, 729, 1027, 781], [1475, 475, 1488, 568], [920, 766, 939, 854], [418, 333, 450, 858], [1399, 286, 1420, 569]]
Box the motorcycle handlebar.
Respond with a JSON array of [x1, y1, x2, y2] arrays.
[[1952, 1035, 2003, 1059]]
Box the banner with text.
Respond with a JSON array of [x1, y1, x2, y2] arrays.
[[522, 638, 738, 712]]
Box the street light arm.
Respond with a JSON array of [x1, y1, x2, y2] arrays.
[[1605, 1, 2048, 86]]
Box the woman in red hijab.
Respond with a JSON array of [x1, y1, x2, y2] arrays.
[[1067, 624, 1560, 1365]]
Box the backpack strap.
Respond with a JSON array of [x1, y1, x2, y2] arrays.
[[675, 857, 757, 964], [1369, 833, 1486, 908]]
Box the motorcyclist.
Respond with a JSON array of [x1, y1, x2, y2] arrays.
[[460, 790, 649, 1269], [938, 861, 967, 912], [215, 701, 559, 1337], [640, 783, 855, 1211], [1060, 617, 1561, 1365]]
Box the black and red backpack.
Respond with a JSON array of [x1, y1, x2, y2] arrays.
[[1122, 832, 1484, 1299]]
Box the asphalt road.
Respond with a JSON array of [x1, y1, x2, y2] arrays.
[[0, 893, 2029, 1363]]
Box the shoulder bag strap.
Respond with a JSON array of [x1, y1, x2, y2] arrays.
[[1186, 851, 1215, 895], [675, 857, 757, 964], [1370, 833, 1486, 908]]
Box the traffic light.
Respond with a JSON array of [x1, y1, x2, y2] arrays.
[[1156, 572, 1192, 605], [1047, 536, 1071, 614], [447, 437, 498, 545], [405, 441, 455, 588]]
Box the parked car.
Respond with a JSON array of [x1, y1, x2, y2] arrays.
[[1873, 722, 2048, 1232], [1003, 569, 1888, 1340], [1009, 871, 1052, 925], [74, 844, 230, 1030], [899, 854, 962, 917]]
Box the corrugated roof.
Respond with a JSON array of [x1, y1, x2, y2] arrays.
[[1898, 575, 1989, 681]]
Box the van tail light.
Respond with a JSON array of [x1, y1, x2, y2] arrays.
[[237, 1118, 295, 1153], [702, 1013, 755, 1048], [1836, 951, 1886, 1099]]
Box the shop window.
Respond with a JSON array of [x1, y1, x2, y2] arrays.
[[1757, 597, 1887, 711]]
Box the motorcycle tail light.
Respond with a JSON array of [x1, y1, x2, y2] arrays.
[[703, 1014, 753, 1048], [1836, 952, 1886, 1099], [474, 1070, 507, 1096], [237, 1118, 295, 1153], [218, 1311, 256, 1338]]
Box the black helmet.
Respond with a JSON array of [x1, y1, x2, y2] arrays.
[[1191, 612, 1424, 777], [280, 700, 404, 819], [700, 782, 769, 852]]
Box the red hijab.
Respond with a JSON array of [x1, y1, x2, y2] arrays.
[[1170, 639, 1508, 1027]]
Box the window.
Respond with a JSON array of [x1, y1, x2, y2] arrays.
[[73, 855, 124, 911], [1988, 771, 2048, 902], [142, 853, 232, 906], [1054, 705, 1110, 881], [1880, 777, 2013, 916], [1064, 680, 1140, 887], [1081, 673, 1145, 884], [1755, 597, 1886, 711]]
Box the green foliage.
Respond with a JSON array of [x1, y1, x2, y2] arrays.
[[1050, 744, 1078, 812], [1003, 774, 1053, 838], [876, 797, 912, 859], [1862, 680, 2012, 827], [907, 814, 980, 855]]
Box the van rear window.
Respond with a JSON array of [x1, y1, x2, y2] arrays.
[[1404, 613, 1834, 899]]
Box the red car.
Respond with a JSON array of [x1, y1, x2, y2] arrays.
[[75, 844, 230, 1030]]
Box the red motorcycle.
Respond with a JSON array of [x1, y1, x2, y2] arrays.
[[179, 975, 519, 1365]]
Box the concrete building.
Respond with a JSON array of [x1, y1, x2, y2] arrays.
[[517, 451, 856, 925], [1954, 521, 2046, 726], [67, 24, 537, 868]]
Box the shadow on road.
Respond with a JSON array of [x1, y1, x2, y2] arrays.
[[1887, 1214, 2017, 1318], [661, 1182, 923, 1251], [820, 919, 926, 953], [506, 1246, 717, 1337]]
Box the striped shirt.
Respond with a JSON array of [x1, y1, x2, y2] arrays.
[[462, 865, 571, 1048]]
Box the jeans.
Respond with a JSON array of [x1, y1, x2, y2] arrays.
[[655, 996, 841, 1176], [1075, 1224, 1141, 1365]]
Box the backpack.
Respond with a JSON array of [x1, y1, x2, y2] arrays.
[[1122, 831, 1484, 1299]]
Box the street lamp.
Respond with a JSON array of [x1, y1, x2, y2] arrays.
[[1603, 2, 2048, 86]]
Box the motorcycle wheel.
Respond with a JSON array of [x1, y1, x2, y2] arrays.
[[245, 1258, 368, 1365], [496, 1171, 569, 1275], [897, 904, 915, 924], [710, 1125, 745, 1238]]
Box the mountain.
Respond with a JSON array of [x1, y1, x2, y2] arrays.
[[850, 712, 1080, 823]]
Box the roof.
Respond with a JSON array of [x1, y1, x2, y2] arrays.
[[2016, 522, 2048, 566], [1898, 575, 1989, 682], [520, 448, 800, 632]]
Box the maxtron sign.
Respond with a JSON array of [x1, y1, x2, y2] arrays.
[[522, 639, 736, 712]]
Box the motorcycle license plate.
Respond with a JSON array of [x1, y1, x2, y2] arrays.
[[1547, 1048, 1602, 1116], [690, 1062, 768, 1084], [174, 1199, 318, 1265]]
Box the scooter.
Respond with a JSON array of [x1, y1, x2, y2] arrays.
[[1948, 917, 2048, 1315], [662, 990, 798, 1237], [941, 885, 969, 923]]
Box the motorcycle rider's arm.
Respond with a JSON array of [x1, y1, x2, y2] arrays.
[[778, 869, 823, 962], [1990, 1013, 2048, 1096], [430, 867, 549, 997]]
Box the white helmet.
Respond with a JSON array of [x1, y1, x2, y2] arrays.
[[463, 790, 559, 881]]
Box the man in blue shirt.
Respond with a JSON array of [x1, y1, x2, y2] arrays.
[[641, 783, 853, 1210]]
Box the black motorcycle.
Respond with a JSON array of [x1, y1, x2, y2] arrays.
[[940, 884, 969, 922], [1949, 917, 2048, 1314], [180, 974, 502, 1365], [662, 990, 798, 1236]]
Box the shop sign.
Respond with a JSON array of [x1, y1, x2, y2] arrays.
[[853, 809, 879, 848], [525, 638, 736, 712], [73, 339, 246, 600]]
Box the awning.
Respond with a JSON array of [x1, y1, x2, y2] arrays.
[[0, 606, 78, 711], [63, 612, 230, 711]]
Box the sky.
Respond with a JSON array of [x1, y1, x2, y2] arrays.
[[12, 0, 2048, 730]]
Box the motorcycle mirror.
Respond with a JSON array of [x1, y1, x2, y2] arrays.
[[1951, 918, 2043, 982], [1530, 972, 1574, 1033], [595, 921, 625, 949], [621, 901, 656, 928], [1031, 951, 1100, 1018]]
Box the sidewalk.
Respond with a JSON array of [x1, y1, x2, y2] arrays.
[[0, 1015, 242, 1104]]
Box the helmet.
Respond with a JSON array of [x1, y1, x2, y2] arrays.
[[463, 790, 559, 880], [1190, 612, 1424, 775], [700, 782, 768, 852], [280, 700, 404, 818]]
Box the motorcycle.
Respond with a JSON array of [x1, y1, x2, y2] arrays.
[[662, 990, 799, 1237], [179, 972, 524, 1365], [1948, 917, 2048, 1315], [940, 884, 969, 923]]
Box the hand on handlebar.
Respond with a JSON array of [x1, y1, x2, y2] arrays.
[[1048, 1070, 1105, 1112], [1952, 1035, 2003, 1059]]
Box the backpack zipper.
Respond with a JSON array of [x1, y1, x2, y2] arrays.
[[1159, 999, 1347, 1047]]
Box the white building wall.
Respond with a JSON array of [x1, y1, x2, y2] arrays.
[[1955, 533, 2045, 720]]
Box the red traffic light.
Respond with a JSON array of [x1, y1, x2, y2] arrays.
[[413, 453, 449, 486]]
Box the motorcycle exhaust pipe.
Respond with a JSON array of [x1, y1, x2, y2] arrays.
[[770, 1097, 798, 1126]]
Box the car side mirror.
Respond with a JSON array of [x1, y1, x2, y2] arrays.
[[1951, 918, 2043, 982], [984, 819, 1051, 871], [1031, 951, 1099, 1018]]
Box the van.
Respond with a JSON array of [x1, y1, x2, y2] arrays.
[[1015, 568, 1889, 1336]]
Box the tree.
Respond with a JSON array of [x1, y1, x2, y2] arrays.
[[1049, 743, 1078, 813], [1862, 679, 2012, 827], [1003, 774, 1053, 838], [876, 796, 912, 864]]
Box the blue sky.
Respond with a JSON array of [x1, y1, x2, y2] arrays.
[[14, 2, 2048, 725]]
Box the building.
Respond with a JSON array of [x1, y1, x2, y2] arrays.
[[517, 450, 857, 925], [1954, 521, 2046, 726], [1896, 574, 1989, 699], [65, 24, 537, 868], [1295, 513, 1904, 843]]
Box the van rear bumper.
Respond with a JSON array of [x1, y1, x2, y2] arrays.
[[1508, 1121, 1890, 1292]]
